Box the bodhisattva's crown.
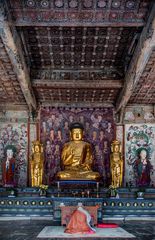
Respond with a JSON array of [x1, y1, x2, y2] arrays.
[[112, 140, 120, 145]]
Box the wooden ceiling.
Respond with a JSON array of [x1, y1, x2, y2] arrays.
[[0, 0, 154, 113], [0, 38, 26, 104], [21, 26, 137, 74], [129, 48, 155, 104]]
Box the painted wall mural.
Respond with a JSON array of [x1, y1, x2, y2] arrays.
[[0, 121, 28, 187], [125, 124, 155, 187], [40, 107, 115, 186], [116, 125, 124, 146]]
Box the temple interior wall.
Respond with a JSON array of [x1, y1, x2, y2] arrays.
[[0, 104, 154, 187]]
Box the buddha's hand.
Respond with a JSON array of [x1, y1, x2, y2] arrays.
[[81, 163, 91, 171]]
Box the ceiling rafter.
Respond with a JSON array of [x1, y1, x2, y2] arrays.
[[116, 3, 155, 112], [8, 0, 149, 27], [0, 0, 154, 107], [129, 49, 155, 104], [0, 1, 37, 110], [32, 79, 123, 88]]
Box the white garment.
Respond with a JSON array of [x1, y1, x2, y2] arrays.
[[6, 159, 10, 169], [77, 206, 96, 232]]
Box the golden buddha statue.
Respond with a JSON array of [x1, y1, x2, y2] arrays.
[[110, 140, 123, 188], [30, 140, 44, 187], [57, 123, 100, 180]]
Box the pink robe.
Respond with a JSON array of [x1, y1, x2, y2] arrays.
[[65, 207, 95, 234]]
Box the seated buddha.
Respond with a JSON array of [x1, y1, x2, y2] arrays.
[[56, 122, 100, 180]]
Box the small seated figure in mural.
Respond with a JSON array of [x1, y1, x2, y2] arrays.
[[110, 140, 123, 188], [56, 122, 100, 180], [134, 148, 153, 187], [2, 145, 16, 187], [30, 140, 44, 187], [65, 203, 96, 234]]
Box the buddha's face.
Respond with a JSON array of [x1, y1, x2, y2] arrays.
[[71, 128, 83, 141], [113, 144, 119, 153], [35, 145, 40, 153]]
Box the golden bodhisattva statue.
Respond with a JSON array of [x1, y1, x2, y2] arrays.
[[110, 140, 123, 188], [57, 123, 100, 180], [30, 140, 44, 187]]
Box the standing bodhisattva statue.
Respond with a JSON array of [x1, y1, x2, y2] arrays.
[[30, 140, 44, 187], [56, 122, 100, 180], [110, 140, 123, 188]]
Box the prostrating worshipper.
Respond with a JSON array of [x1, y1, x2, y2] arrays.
[[56, 122, 100, 180], [2, 145, 16, 187], [65, 203, 96, 234]]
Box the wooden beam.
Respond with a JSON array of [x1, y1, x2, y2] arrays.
[[32, 79, 123, 89], [14, 21, 145, 28], [0, 103, 28, 111], [5, 0, 149, 28], [40, 102, 114, 108], [116, 3, 155, 113], [0, 3, 37, 110]]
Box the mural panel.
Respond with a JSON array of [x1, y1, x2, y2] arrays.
[[125, 124, 155, 187], [116, 125, 123, 145], [40, 107, 115, 186], [0, 121, 28, 186]]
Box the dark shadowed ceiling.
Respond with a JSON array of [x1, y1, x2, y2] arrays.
[[0, 0, 154, 112]]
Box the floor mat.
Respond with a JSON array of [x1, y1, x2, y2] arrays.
[[37, 226, 135, 238]]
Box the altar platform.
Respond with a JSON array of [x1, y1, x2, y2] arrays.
[[0, 187, 155, 222]]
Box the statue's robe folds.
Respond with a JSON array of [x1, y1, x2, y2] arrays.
[[57, 141, 100, 180], [2, 158, 15, 186], [65, 206, 96, 234]]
